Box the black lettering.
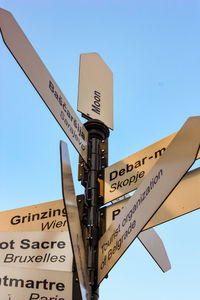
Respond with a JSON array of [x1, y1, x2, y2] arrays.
[[94, 90, 101, 97], [20, 239, 30, 249], [49, 80, 54, 92], [112, 209, 121, 220], [155, 148, 166, 158], [110, 170, 118, 181], [92, 91, 101, 115], [92, 104, 100, 115], [110, 183, 116, 192], [134, 160, 141, 168], [40, 211, 48, 220], [10, 215, 21, 225], [126, 163, 133, 173], [119, 168, 125, 176], [142, 157, 147, 164]]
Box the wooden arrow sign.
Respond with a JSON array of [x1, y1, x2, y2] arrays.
[[0, 8, 88, 162], [98, 116, 200, 284]]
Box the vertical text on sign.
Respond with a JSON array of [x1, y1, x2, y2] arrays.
[[92, 90, 101, 115]]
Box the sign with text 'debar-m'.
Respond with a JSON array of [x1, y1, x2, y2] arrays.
[[98, 116, 200, 284], [104, 131, 200, 203], [78, 53, 113, 129], [0, 266, 73, 300], [60, 141, 91, 300], [0, 8, 88, 162], [105, 167, 200, 230]]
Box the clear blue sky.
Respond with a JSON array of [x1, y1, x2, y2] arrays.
[[1, 1, 200, 299]]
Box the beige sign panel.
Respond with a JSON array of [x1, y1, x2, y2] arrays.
[[78, 53, 113, 129], [104, 197, 171, 273], [138, 228, 171, 273], [104, 132, 200, 203], [105, 167, 200, 230], [0, 266, 72, 300], [98, 116, 200, 284], [144, 166, 200, 230], [0, 231, 72, 272], [60, 141, 91, 300], [0, 199, 68, 232], [0, 8, 88, 162]]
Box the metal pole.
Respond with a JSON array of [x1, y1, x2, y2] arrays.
[[84, 119, 109, 299]]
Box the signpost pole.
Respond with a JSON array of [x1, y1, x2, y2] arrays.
[[83, 119, 109, 299]]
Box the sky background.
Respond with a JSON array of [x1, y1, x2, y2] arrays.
[[1, 0, 200, 299]]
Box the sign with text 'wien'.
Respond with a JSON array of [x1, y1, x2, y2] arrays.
[[0, 8, 88, 162], [0, 266, 72, 300], [0, 199, 68, 232], [98, 117, 200, 283], [105, 167, 200, 230], [60, 141, 91, 300], [104, 131, 200, 203], [78, 53, 113, 129]]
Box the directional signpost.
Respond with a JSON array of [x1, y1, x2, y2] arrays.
[[0, 200, 74, 300], [98, 116, 200, 283], [1, 7, 200, 300]]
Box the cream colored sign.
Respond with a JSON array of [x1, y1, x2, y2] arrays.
[[104, 132, 200, 203], [60, 141, 91, 300], [78, 53, 113, 129], [0, 266, 72, 300], [0, 231, 72, 272], [104, 196, 171, 272], [138, 228, 171, 273], [98, 116, 200, 284], [105, 167, 200, 230], [0, 199, 68, 232], [0, 8, 88, 162]]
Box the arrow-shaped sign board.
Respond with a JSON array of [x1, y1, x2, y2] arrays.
[[0, 231, 73, 272], [138, 228, 171, 273], [0, 8, 88, 162], [60, 141, 91, 300], [0, 199, 170, 275], [104, 131, 200, 203], [78, 53, 113, 129], [105, 167, 200, 230], [98, 116, 200, 284], [0, 199, 69, 232], [0, 266, 73, 300], [103, 199, 171, 273]]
